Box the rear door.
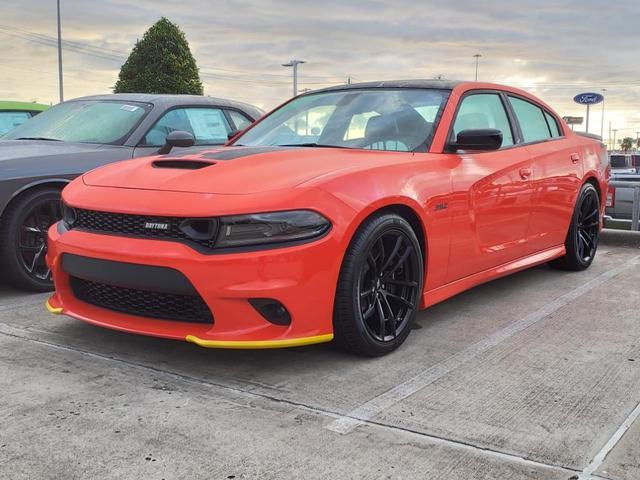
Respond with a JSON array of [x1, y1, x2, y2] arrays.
[[446, 92, 535, 282], [507, 96, 582, 251]]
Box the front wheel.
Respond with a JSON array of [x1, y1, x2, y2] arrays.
[[333, 213, 423, 356], [0, 187, 62, 292], [550, 182, 600, 271]]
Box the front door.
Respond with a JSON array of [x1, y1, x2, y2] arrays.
[[445, 92, 535, 282]]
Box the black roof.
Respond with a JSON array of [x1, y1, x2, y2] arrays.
[[309, 79, 463, 94]]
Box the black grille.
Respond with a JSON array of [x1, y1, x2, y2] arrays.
[[71, 209, 217, 250], [70, 277, 213, 324]]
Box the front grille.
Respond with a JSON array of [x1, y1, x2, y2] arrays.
[[72, 209, 217, 250], [70, 277, 213, 324]]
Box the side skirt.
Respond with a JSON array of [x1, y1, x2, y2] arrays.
[[422, 245, 566, 309]]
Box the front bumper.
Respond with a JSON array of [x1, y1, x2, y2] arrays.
[[46, 223, 342, 348]]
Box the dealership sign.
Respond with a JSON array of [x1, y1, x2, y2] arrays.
[[573, 92, 604, 105], [562, 116, 583, 125]]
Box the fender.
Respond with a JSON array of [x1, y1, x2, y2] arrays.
[[0, 178, 71, 217]]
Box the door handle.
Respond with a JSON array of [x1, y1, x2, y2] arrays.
[[571, 153, 580, 163], [519, 167, 532, 180]]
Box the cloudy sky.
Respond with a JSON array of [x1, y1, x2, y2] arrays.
[[2, 0, 639, 141]]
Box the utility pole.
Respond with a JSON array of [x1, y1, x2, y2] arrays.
[[609, 121, 612, 151], [473, 54, 481, 81], [56, 0, 64, 102], [613, 129, 618, 152], [636, 131, 639, 151], [281, 59, 305, 97], [600, 88, 606, 140]]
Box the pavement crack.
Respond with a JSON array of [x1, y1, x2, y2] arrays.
[[0, 325, 585, 477]]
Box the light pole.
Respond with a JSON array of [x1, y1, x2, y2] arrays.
[[282, 59, 306, 97], [473, 54, 481, 81], [56, 0, 64, 102], [613, 129, 618, 152], [600, 88, 606, 140]]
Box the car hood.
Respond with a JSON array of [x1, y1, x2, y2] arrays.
[[0, 140, 125, 179], [82, 146, 415, 194]]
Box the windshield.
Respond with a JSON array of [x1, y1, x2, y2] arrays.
[[234, 88, 449, 152], [3, 100, 150, 144]]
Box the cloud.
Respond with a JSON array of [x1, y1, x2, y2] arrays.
[[1, 0, 638, 138]]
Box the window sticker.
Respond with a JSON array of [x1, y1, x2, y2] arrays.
[[120, 104, 140, 112]]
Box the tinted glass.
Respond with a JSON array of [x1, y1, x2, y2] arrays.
[[234, 89, 449, 152], [544, 111, 561, 137], [453, 94, 514, 147], [509, 96, 551, 143], [0, 111, 31, 136], [143, 107, 232, 146], [227, 110, 253, 130], [4, 100, 149, 144]]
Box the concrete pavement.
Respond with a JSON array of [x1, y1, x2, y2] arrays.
[[1, 232, 639, 479]]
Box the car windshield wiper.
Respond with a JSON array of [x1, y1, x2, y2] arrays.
[[15, 137, 62, 141], [277, 143, 354, 149]]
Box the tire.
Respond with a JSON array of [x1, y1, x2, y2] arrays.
[[333, 212, 423, 356], [0, 187, 62, 292], [549, 182, 600, 271]]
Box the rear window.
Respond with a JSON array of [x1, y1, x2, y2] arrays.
[[544, 111, 561, 137], [508, 96, 551, 143]]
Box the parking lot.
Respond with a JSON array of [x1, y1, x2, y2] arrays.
[[1, 231, 639, 480]]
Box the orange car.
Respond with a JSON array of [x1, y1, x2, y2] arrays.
[[46, 80, 608, 356]]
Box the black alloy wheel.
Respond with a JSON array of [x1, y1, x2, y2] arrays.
[[550, 182, 600, 271], [334, 213, 423, 356], [0, 187, 62, 291]]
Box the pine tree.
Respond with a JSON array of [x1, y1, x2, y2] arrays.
[[114, 17, 203, 95]]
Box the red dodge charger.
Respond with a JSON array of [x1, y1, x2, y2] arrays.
[[46, 81, 608, 356]]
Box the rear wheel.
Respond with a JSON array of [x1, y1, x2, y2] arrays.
[[333, 213, 423, 356], [550, 183, 600, 271], [0, 187, 62, 292]]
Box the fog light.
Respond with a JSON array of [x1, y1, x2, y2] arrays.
[[249, 298, 291, 326]]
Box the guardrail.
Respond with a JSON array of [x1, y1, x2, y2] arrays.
[[607, 180, 640, 231]]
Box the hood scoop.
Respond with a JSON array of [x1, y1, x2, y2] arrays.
[[152, 159, 216, 170]]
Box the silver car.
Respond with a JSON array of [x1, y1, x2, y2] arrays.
[[0, 93, 263, 291]]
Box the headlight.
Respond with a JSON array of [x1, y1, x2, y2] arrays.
[[215, 210, 331, 248], [61, 202, 77, 228]]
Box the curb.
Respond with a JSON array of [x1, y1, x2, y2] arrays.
[[600, 229, 640, 249]]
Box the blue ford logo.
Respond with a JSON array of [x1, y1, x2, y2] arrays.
[[573, 92, 604, 105]]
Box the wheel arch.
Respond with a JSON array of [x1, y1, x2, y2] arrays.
[[0, 179, 69, 219], [341, 197, 429, 280]]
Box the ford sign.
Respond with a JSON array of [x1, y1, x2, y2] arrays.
[[573, 92, 604, 105]]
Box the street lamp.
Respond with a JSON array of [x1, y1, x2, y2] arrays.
[[282, 59, 306, 97], [473, 54, 481, 81], [56, 0, 64, 102], [600, 88, 606, 140]]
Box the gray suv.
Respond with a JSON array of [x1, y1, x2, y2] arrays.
[[0, 94, 263, 291]]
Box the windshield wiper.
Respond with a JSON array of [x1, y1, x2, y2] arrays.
[[278, 143, 353, 149], [15, 137, 62, 141]]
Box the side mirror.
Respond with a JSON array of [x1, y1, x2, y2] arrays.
[[158, 131, 195, 155], [451, 128, 503, 151]]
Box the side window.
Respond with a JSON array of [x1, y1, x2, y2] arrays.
[[544, 111, 561, 137], [142, 107, 232, 146], [344, 111, 378, 140], [508, 96, 551, 143], [452, 94, 514, 147], [0, 111, 32, 136], [227, 110, 253, 131]]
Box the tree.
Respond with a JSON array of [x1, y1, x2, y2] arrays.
[[114, 17, 203, 95], [620, 137, 634, 152]]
